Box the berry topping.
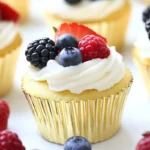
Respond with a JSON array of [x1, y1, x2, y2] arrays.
[[0, 99, 10, 131], [0, 2, 20, 22], [65, 0, 82, 5], [64, 136, 92, 150], [79, 35, 110, 62], [0, 130, 25, 150], [58, 47, 82, 67], [55, 22, 107, 43], [56, 34, 78, 51], [145, 19, 150, 39], [143, 7, 150, 23], [25, 38, 58, 69], [136, 132, 150, 150]]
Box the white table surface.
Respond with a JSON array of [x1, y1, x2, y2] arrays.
[[2, 0, 150, 150]]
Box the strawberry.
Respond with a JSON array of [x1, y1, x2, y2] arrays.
[[136, 132, 150, 150], [55, 22, 107, 43], [0, 99, 10, 131], [0, 2, 20, 22]]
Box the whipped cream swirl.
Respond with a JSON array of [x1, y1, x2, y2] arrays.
[[0, 22, 18, 49], [28, 47, 125, 94], [44, 0, 125, 21]]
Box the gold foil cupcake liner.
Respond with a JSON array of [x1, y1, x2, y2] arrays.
[[45, 1, 131, 51], [22, 81, 132, 144], [0, 47, 20, 96], [133, 55, 150, 94]]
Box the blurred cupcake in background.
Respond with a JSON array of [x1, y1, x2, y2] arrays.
[[22, 23, 133, 144], [1, 0, 29, 22], [0, 2, 22, 96], [140, 0, 150, 4], [133, 7, 150, 95], [44, 0, 131, 51]]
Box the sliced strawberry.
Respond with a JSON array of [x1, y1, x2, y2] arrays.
[[0, 2, 20, 22], [55, 22, 107, 43]]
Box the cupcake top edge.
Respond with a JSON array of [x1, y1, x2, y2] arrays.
[[25, 22, 126, 94], [0, 2, 20, 50], [43, 0, 126, 21]]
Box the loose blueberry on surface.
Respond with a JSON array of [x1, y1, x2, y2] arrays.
[[65, 0, 82, 5], [58, 47, 82, 67], [56, 34, 78, 51], [25, 38, 58, 69], [64, 136, 92, 150]]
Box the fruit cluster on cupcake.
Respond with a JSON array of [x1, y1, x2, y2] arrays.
[[0, 2, 20, 22], [143, 7, 150, 39], [64, 0, 99, 5], [25, 23, 110, 69]]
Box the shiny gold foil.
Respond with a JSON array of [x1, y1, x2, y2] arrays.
[[45, 0, 131, 51], [22, 80, 132, 144], [0, 47, 20, 96], [0, 0, 28, 22]]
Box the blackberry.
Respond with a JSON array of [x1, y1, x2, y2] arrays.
[[65, 0, 82, 5], [143, 7, 150, 23], [25, 38, 58, 69], [145, 19, 150, 39]]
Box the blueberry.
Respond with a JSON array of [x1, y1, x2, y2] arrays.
[[65, 0, 82, 5], [58, 47, 82, 67], [64, 136, 92, 150], [56, 34, 78, 51]]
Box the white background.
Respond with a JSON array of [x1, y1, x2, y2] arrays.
[[2, 0, 150, 150]]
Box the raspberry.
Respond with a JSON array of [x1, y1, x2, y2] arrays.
[[136, 132, 150, 150], [78, 35, 110, 62], [0, 100, 10, 131], [0, 130, 25, 150]]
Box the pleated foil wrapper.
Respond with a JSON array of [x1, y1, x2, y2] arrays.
[[44, 0, 131, 51], [22, 79, 133, 144], [0, 47, 20, 96]]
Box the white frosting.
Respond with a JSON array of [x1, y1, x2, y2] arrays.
[[134, 23, 150, 59], [28, 47, 125, 94], [44, 0, 125, 21], [0, 22, 18, 49]]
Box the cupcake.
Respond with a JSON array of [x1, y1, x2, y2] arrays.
[[133, 7, 150, 95], [1, 0, 28, 22], [0, 2, 22, 96], [141, 0, 150, 4], [22, 23, 133, 144], [44, 0, 131, 51]]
